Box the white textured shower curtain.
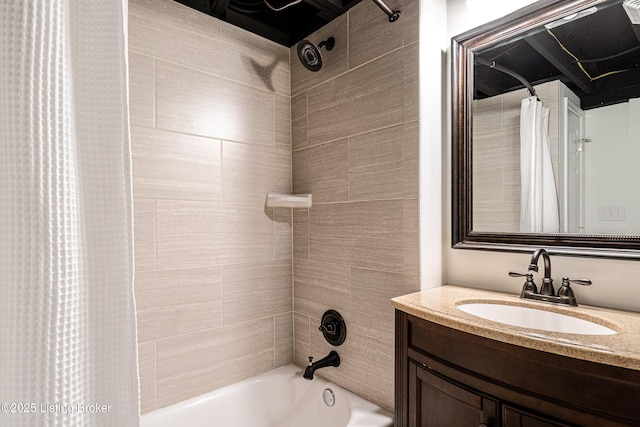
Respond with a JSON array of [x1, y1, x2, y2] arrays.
[[520, 96, 560, 233], [0, 1, 140, 426]]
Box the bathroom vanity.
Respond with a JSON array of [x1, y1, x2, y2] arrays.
[[392, 286, 640, 427]]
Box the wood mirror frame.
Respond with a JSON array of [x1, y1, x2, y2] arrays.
[[451, 0, 640, 259]]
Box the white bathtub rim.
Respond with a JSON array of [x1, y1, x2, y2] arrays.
[[141, 364, 392, 426]]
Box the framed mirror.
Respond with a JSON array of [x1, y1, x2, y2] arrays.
[[452, 0, 640, 258]]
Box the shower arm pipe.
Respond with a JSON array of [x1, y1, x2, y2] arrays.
[[370, 0, 400, 22], [475, 57, 537, 98]]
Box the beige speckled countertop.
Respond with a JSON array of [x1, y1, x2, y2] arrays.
[[391, 285, 640, 371]]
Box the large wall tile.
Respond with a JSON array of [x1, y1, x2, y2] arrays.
[[221, 260, 292, 325], [350, 268, 415, 340], [130, 0, 293, 413], [155, 319, 274, 407], [308, 267, 420, 409], [291, 92, 308, 151], [290, 0, 419, 412], [131, 126, 221, 201], [403, 121, 419, 198], [473, 96, 503, 135], [403, 0, 419, 45], [403, 42, 419, 123], [403, 199, 420, 277], [306, 320, 393, 410], [293, 139, 348, 203], [293, 259, 351, 320], [222, 23, 290, 95], [138, 341, 156, 413], [128, 53, 154, 127], [273, 208, 292, 261], [348, 0, 404, 69], [473, 127, 520, 167], [134, 200, 155, 271], [294, 313, 310, 367], [308, 200, 404, 272], [293, 209, 309, 260], [336, 326, 395, 410], [473, 168, 503, 206], [222, 141, 290, 204], [275, 94, 292, 150], [306, 49, 403, 146], [275, 312, 294, 367], [155, 200, 223, 269], [130, 0, 221, 37], [218, 202, 275, 265], [135, 267, 222, 342], [156, 61, 275, 146], [129, 0, 222, 76], [290, 15, 348, 96], [348, 125, 404, 201]]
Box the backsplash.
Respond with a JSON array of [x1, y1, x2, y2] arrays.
[[129, 0, 292, 412]]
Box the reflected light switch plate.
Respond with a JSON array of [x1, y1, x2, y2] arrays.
[[597, 206, 626, 221]]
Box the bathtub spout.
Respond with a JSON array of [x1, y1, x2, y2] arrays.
[[303, 351, 340, 380]]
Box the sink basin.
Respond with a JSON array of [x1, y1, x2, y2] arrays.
[[457, 303, 617, 335]]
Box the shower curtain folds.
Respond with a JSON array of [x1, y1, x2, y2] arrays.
[[0, 1, 140, 426], [520, 96, 560, 234]]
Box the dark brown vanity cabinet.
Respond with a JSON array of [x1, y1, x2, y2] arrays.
[[395, 310, 640, 427], [409, 361, 498, 426]]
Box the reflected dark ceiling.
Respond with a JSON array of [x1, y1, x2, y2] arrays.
[[474, 0, 640, 110], [175, 0, 361, 47]]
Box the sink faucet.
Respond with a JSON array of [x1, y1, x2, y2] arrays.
[[303, 350, 340, 380], [528, 248, 554, 296], [509, 249, 592, 306]]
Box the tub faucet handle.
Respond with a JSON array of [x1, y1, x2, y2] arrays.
[[307, 356, 313, 366], [319, 322, 337, 335]]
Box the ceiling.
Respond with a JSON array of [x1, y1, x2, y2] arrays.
[[474, 0, 640, 110], [175, 0, 362, 47]]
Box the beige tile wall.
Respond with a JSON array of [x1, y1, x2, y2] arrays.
[[129, 0, 292, 413], [291, 0, 420, 411], [472, 80, 559, 232]]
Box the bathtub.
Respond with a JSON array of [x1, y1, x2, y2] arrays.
[[141, 364, 393, 427]]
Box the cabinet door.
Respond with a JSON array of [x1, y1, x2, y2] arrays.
[[409, 361, 497, 427], [503, 405, 575, 427]]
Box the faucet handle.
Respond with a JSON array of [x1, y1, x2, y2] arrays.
[[509, 271, 530, 278], [561, 277, 592, 286], [557, 277, 590, 306], [307, 356, 313, 366], [509, 271, 538, 294]]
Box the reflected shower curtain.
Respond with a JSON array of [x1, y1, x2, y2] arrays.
[[520, 97, 560, 233], [0, 1, 140, 426]]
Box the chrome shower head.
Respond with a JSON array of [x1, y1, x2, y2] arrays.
[[296, 37, 335, 72]]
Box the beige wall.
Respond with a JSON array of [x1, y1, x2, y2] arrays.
[[290, 0, 420, 411], [129, 0, 293, 413]]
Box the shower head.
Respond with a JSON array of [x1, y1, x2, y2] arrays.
[[296, 37, 335, 72]]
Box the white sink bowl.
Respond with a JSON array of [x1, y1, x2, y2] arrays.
[[457, 302, 617, 335]]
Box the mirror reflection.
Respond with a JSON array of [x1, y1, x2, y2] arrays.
[[471, 0, 640, 236]]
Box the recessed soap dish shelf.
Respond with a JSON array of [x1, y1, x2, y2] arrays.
[[266, 193, 312, 208]]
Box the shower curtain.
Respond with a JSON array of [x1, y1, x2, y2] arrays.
[[0, 1, 140, 426], [520, 96, 560, 233]]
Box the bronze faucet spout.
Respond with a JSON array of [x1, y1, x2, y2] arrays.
[[528, 248, 554, 296]]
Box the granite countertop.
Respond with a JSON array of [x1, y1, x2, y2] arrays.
[[391, 285, 640, 371]]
